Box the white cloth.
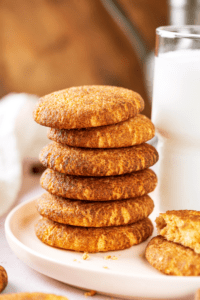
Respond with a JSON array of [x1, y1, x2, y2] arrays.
[[0, 93, 49, 217]]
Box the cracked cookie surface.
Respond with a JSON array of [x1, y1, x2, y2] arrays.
[[33, 85, 144, 129], [36, 192, 154, 227], [35, 217, 153, 253], [40, 168, 157, 200], [47, 114, 155, 148], [145, 235, 200, 276], [39, 142, 158, 176]]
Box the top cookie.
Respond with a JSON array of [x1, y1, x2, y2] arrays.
[[33, 85, 144, 129], [156, 210, 200, 254]]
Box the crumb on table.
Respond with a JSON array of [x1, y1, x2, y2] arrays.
[[82, 252, 90, 260], [112, 256, 118, 260]]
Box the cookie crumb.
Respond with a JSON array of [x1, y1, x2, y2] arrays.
[[82, 252, 90, 260], [84, 290, 96, 297], [112, 256, 118, 260], [103, 266, 109, 269], [73, 259, 77, 262], [104, 255, 111, 260]]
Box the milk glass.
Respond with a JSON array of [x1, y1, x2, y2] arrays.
[[152, 25, 200, 211]]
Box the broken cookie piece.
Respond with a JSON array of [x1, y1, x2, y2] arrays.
[[156, 210, 200, 254]]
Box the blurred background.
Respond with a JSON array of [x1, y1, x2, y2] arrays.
[[0, 0, 170, 118], [1, 0, 200, 118]]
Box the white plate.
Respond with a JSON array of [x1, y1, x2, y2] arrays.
[[5, 197, 200, 300]]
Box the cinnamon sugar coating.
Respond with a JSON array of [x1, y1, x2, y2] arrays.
[[35, 217, 153, 253], [39, 142, 158, 176], [0, 293, 68, 300], [47, 114, 155, 148], [36, 192, 154, 227], [145, 236, 200, 276], [33, 85, 144, 129], [40, 168, 157, 201]]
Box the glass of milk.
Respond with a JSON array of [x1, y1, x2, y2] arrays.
[[152, 25, 200, 211]]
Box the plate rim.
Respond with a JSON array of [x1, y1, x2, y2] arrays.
[[5, 197, 200, 283], [5, 197, 200, 300]]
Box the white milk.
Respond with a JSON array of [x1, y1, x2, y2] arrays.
[[152, 49, 200, 211]]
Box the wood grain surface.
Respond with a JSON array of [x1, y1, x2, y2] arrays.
[[0, 0, 168, 117]]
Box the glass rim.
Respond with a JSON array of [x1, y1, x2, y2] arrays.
[[156, 25, 200, 39]]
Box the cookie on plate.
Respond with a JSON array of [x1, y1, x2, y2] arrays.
[[39, 142, 158, 176], [145, 235, 200, 276], [156, 210, 200, 254], [35, 217, 153, 253], [36, 192, 154, 227], [47, 114, 155, 148], [33, 85, 144, 129], [40, 168, 157, 201]]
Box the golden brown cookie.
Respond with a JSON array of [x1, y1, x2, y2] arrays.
[[156, 210, 200, 254], [33, 85, 144, 129], [35, 217, 153, 253], [0, 293, 68, 300], [39, 142, 158, 176], [47, 114, 155, 148], [40, 168, 157, 201], [145, 235, 200, 276], [0, 266, 7, 293], [36, 192, 154, 227]]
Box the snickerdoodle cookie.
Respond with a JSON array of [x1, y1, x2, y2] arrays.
[[35, 217, 153, 252], [47, 114, 155, 148], [33, 85, 144, 129], [145, 235, 200, 276], [156, 210, 200, 254], [40, 168, 157, 201], [36, 192, 154, 227], [39, 142, 158, 176], [0, 293, 68, 300], [0, 265, 7, 293]]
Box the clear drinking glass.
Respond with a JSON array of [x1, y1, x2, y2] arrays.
[[152, 25, 200, 211]]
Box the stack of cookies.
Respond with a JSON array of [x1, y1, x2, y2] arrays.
[[33, 85, 159, 253], [145, 210, 200, 276]]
